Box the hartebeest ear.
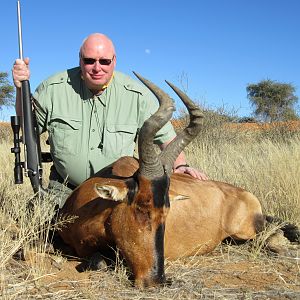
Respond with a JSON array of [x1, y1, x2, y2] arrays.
[[94, 184, 128, 201]]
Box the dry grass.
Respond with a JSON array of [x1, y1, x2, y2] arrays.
[[0, 120, 300, 299], [0, 122, 11, 143], [184, 122, 300, 224]]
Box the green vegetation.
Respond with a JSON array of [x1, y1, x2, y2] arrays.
[[0, 72, 15, 109], [247, 80, 299, 122]]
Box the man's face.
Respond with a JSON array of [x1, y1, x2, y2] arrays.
[[80, 42, 116, 92]]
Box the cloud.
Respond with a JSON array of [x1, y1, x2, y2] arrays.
[[145, 49, 151, 55]]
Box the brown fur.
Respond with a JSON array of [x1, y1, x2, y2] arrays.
[[58, 157, 264, 285], [164, 173, 262, 259]]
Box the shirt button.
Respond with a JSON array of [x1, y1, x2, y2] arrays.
[[92, 129, 95, 132], [90, 147, 94, 150]]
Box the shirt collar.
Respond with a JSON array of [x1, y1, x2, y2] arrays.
[[100, 72, 114, 92]]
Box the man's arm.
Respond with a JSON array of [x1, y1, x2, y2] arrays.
[[160, 140, 208, 180]]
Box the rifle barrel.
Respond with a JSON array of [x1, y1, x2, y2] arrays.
[[17, 1, 23, 60]]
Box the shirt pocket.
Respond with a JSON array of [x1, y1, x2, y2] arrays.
[[103, 124, 137, 159], [48, 117, 82, 155]]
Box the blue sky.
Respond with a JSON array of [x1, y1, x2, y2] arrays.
[[1, 0, 299, 121]]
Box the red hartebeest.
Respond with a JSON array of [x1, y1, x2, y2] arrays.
[[57, 73, 299, 288]]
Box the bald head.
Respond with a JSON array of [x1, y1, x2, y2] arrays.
[[80, 33, 116, 58]]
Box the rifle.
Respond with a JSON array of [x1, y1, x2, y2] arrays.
[[11, 1, 49, 195]]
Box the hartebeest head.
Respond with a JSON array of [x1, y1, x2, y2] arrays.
[[95, 73, 203, 287]]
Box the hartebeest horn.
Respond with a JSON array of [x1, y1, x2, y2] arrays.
[[159, 81, 203, 174], [133, 72, 175, 179]]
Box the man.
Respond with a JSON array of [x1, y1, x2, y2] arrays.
[[13, 33, 207, 206]]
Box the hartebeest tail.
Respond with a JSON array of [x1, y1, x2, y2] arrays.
[[265, 215, 300, 243], [58, 73, 203, 288]]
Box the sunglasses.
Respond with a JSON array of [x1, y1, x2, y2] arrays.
[[82, 56, 114, 66]]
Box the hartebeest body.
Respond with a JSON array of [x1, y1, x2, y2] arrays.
[[58, 74, 299, 288]]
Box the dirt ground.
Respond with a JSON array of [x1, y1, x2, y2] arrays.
[[3, 244, 299, 300]]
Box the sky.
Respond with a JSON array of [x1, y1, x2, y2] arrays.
[[1, 0, 300, 121]]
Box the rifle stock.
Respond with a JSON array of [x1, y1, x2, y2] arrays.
[[21, 80, 43, 193]]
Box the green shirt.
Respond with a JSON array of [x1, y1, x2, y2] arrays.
[[33, 67, 176, 186]]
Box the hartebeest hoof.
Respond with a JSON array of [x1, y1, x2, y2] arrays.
[[76, 252, 108, 272]]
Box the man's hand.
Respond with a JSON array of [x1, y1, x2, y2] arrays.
[[174, 165, 208, 180], [12, 57, 30, 88]]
